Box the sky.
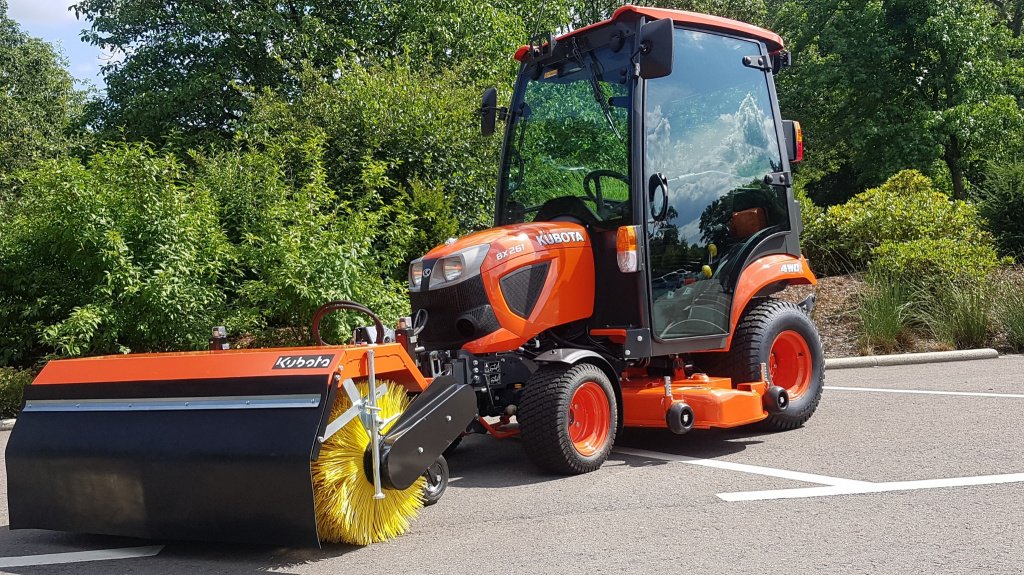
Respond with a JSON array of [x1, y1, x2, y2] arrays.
[[7, 0, 110, 89]]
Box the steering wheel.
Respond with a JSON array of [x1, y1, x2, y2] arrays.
[[583, 169, 630, 217]]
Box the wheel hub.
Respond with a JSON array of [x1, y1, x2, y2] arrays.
[[768, 330, 812, 399], [567, 382, 611, 457]]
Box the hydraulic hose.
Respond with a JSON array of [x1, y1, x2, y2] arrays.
[[311, 300, 386, 345]]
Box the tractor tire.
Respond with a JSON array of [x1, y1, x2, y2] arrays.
[[697, 298, 824, 430], [518, 363, 618, 474]]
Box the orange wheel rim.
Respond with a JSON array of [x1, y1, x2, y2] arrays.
[[769, 330, 812, 399], [568, 381, 611, 457]]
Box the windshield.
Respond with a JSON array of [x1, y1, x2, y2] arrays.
[[498, 40, 633, 227]]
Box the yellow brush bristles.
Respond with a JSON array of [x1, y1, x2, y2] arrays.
[[311, 380, 426, 545]]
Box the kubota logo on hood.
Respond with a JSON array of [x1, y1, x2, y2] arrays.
[[535, 230, 585, 246]]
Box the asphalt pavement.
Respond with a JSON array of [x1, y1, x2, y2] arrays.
[[1, 356, 1022, 574]]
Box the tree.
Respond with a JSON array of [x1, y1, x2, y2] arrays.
[[72, 0, 563, 146], [779, 0, 1024, 200], [0, 0, 83, 192], [989, 0, 1024, 37]]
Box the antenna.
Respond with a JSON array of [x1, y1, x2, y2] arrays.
[[529, 0, 550, 47]]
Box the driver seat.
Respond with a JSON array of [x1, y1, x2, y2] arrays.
[[533, 196, 601, 228]]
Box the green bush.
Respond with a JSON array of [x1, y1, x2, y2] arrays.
[[857, 274, 917, 354], [868, 238, 1005, 290], [0, 143, 227, 363], [975, 162, 1024, 259], [997, 278, 1024, 352], [920, 282, 995, 350], [0, 368, 33, 418], [1, 139, 421, 367], [193, 136, 414, 345], [240, 58, 499, 231], [803, 170, 994, 275]]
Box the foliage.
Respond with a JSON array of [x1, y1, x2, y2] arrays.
[[239, 59, 496, 230], [0, 367, 32, 418], [974, 161, 1024, 258], [71, 0, 561, 146], [803, 170, 995, 274], [191, 135, 414, 344], [0, 144, 227, 363], [776, 0, 1024, 203], [0, 0, 84, 193], [919, 281, 995, 349], [0, 140, 422, 367], [857, 273, 916, 354], [869, 239, 1005, 290], [997, 275, 1024, 352]]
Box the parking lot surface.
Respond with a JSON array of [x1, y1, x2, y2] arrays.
[[1, 356, 1022, 574]]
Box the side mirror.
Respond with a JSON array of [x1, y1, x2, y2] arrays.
[[649, 172, 669, 221], [638, 18, 674, 79], [481, 87, 498, 136]]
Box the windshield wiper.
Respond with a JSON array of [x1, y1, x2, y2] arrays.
[[575, 42, 622, 141]]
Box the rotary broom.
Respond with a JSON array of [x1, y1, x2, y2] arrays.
[[312, 379, 427, 545]]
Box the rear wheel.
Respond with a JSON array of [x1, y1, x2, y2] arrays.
[[696, 298, 824, 430], [518, 363, 618, 474]]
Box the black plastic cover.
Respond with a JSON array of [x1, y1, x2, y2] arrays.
[[5, 375, 331, 547], [378, 376, 477, 490]]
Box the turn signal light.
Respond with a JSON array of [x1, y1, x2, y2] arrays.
[[616, 225, 640, 273], [794, 121, 804, 163]]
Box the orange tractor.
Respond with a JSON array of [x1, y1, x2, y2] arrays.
[[6, 5, 822, 546]]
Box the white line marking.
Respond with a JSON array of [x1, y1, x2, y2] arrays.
[[824, 385, 1024, 398], [718, 473, 1024, 502], [0, 545, 164, 568], [614, 447, 868, 487]]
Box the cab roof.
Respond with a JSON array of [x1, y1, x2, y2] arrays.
[[514, 4, 784, 61]]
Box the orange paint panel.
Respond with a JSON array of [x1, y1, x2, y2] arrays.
[[463, 223, 595, 355], [701, 254, 817, 352], [513, 4, 785, 61], [33, 343, 428, 393], [620, 376, 768, 429], [590, 328, 627, 344]]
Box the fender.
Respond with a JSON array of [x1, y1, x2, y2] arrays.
[[533, 348, 616, 375], [723, 254, 816, 349]]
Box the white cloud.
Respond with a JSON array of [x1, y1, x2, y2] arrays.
[[7, 0, 79, 26]]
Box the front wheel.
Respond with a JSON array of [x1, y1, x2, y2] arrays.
[[518, 363, 618, 474]]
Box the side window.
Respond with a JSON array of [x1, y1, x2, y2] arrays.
[[645, 28, 787, 340]]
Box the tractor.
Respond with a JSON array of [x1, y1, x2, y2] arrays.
[[408, 4, 821, 474], [5, 5, 822, 547]]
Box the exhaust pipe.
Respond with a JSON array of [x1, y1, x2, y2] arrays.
[[666, 401, 695, 435]]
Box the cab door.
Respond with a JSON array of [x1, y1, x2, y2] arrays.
[[642, 27, 790, 342]]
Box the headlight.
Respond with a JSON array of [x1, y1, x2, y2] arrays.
[[412, 244, 490, 290], [409, 261, 424, 288], [441, 256, 465, 281]]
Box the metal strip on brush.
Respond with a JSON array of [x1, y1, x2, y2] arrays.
[[23, 394, 322, 412]]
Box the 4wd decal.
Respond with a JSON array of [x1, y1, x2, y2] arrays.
[[273, 354, 335, 370], [780, 263, 803, 274], [535, 230, 585, 246]]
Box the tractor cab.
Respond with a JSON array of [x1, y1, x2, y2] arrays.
[[488, 6, 805, 354]]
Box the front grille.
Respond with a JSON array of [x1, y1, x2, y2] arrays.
[[500, 262, 549, 318], [410, 276, 500, 350]]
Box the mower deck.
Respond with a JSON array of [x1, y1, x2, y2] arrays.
[[620, 375, 769, 430]]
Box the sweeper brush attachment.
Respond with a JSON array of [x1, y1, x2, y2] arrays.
[[5, 343, 477, 547], [312, 380, 426, 545]]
